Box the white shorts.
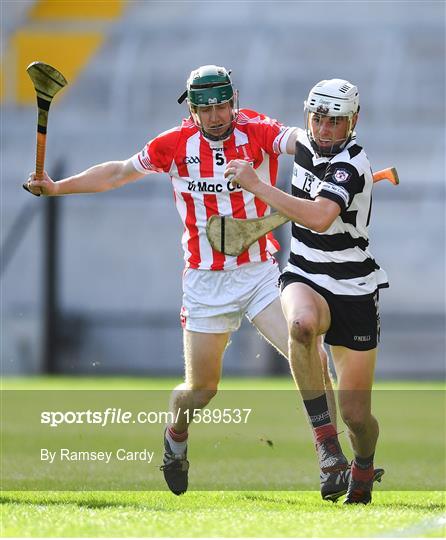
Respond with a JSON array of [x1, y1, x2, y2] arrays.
[[181, 259, 281, 333]]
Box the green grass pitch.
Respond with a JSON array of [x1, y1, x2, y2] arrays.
[[1, 377, 445, 538]]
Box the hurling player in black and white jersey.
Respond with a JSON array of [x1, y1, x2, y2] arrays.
[[226, 79, 387, 504]]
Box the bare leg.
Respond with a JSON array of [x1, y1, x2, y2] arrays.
[[252, 297, 338, 428], [330, 345, 380, 503], [331, 346, 379, 457], [169, 330, 230, 433], [277, 283, 349, 483], [279, 284, 331, 400], [162, 330, 231, 495]]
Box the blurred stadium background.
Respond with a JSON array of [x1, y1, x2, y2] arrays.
[[1, 0, 444, 379]]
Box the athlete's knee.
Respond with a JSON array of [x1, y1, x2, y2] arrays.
[[185, 384, 218, 409], [288, 313, 319, 346]]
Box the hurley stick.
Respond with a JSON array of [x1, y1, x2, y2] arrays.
[[206, 167, 399, 256], [22, 61, 68, 196]]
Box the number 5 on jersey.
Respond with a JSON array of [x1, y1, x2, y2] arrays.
[[215, 152, 224, 166]]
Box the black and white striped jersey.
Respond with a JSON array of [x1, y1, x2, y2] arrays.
[[283, 129, 388, 299]]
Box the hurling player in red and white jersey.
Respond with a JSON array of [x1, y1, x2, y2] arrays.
[[25, 65, 340, 497], [132, 107, 287, 271]]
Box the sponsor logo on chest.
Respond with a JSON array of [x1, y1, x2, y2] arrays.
[[186, 179, 241, 193], [179, 142, 255, 193]]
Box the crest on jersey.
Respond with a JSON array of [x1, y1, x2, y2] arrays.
[[332, 168, 350, 183]]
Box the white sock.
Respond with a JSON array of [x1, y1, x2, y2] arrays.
[[166, 428, 188, 456]]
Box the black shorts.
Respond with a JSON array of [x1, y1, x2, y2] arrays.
[[279, 272, 380, 351]]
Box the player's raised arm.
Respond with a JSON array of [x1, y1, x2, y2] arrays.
[[24, 158, 144, 196]]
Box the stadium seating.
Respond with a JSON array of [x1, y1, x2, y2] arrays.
[[1, 1, 444, 378]]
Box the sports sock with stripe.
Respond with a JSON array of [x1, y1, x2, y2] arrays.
[[166, 426, 188, 456], [303, 393, 337, 442], [352, 453, 374, 481]]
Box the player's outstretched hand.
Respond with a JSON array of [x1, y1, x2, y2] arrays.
[[23, 171, 58, 197]]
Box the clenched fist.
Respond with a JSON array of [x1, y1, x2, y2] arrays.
[[23, 171, 58, 197]]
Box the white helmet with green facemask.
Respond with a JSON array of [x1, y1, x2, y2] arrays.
[[178, 65, 238, 141]]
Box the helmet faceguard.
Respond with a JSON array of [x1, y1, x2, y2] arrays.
[[304, 79, 359, 157], [178, 65, 239, 141]]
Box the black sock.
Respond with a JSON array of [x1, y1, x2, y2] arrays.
[[354, 453, 374, 470], [303, 394, 331, 428]]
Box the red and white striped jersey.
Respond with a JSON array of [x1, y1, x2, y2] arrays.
[[131, 109, 294, 270]]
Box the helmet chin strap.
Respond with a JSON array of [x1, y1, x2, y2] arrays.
[[202, 122, 234, 142], [190, 107, 236, 142], [310, 135, 351, 157], [308, 115, 354, 157]]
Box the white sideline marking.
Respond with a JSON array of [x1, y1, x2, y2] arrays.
[[375, 515, 446, 537]]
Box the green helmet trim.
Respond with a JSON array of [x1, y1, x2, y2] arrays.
[[178, 65, 234, 106], [188, 83, 234, 107]]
